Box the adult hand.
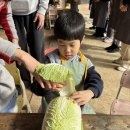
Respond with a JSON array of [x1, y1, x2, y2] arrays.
[[12, 38, 18, 44], [120, 4, 128, 12], [69, 90, 94, 106], [33, 13, 45, 30], [43, 80, 65, 91]]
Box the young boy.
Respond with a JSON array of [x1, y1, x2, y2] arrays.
[[31, 10, 103, 114]]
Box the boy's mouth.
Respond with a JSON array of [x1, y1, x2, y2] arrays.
[[65, 55, 72, 59]]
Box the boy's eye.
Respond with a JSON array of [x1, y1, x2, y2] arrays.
[[59, 44, 65, 46], [70, 45, 75, 47]]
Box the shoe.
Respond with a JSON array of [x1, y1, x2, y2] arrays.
[[105, 42, 118, 50], [105, 43, 119, 50], [89, 26, 96, 30], [105, 45, 113, 50], [103, 37, 113, 43], [96, 34, 104, 38], [116, 65, 130, 72], [92, 33, 104, 38], [113, 58, 122, 64], [107, 47, 119, 53]]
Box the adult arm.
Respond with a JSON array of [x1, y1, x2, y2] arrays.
[[0, 38, 19, 63], [0, 38, 44, 87], [33, 0, 49, 30], [37, 0, 49, 16], [0, 2, 18, 43]]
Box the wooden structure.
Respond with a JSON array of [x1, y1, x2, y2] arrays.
[[0, 114, 130, 130]]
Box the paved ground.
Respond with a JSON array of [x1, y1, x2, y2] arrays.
[[0, 3, 129, 114]]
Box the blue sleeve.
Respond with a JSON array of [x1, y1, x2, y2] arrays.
[[84, 66, 103, 98]]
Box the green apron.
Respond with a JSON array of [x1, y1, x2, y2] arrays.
[[42, 50, 95, 114]]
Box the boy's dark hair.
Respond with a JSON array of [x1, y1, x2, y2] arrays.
[[54, 10, 85, 42]]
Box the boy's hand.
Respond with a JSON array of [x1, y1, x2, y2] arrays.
[[70, 90, 94, 106], [43, 80, 65, 91]]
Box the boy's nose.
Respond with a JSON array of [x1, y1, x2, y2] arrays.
[[65, 46, 71, 52]]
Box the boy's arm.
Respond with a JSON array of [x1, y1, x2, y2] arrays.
[[31, 79, 47, 96], [84, 66, 103, 98], [0, 2, 18, 43]]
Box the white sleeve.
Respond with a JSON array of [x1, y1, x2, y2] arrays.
[[0, 38, 20, 58], [37, 0, 49, 15]]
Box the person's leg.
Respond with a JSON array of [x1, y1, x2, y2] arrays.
[[93, 27, 104, 37], [13, 15, 31, 88], [103, 28, 114, 43], [70, 2, 79, 12], [115, 43, 130, 71], [105, 38, 121, 53], [25, 12, 45, 63]]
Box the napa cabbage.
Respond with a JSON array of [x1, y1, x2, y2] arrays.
[[42, 96, 82, 130], [35, 63, 83, 130], [35, 63, 73, 83]]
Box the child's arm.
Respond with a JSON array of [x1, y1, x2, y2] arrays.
[[84, 66, 103, 98], [70, 90, 94, 106], [30, 79, 47, 96], [70, 66, 103, 106]]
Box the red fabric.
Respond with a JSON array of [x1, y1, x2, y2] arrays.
[[45, 48, 57, 55], [0, 1, 14, 41], [0, 52, 13, 64]]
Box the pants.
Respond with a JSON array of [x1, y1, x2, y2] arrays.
[[70, 2, 79, 12], [13, 12, 44, 86], [120, 43, 130, 66]]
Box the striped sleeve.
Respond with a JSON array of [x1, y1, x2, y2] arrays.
[[0, 38, 20, 64], [0, 51, 13, 64], [0, 2, 18, 42]]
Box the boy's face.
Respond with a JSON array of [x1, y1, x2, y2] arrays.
[[57, 39, 81, 60]]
